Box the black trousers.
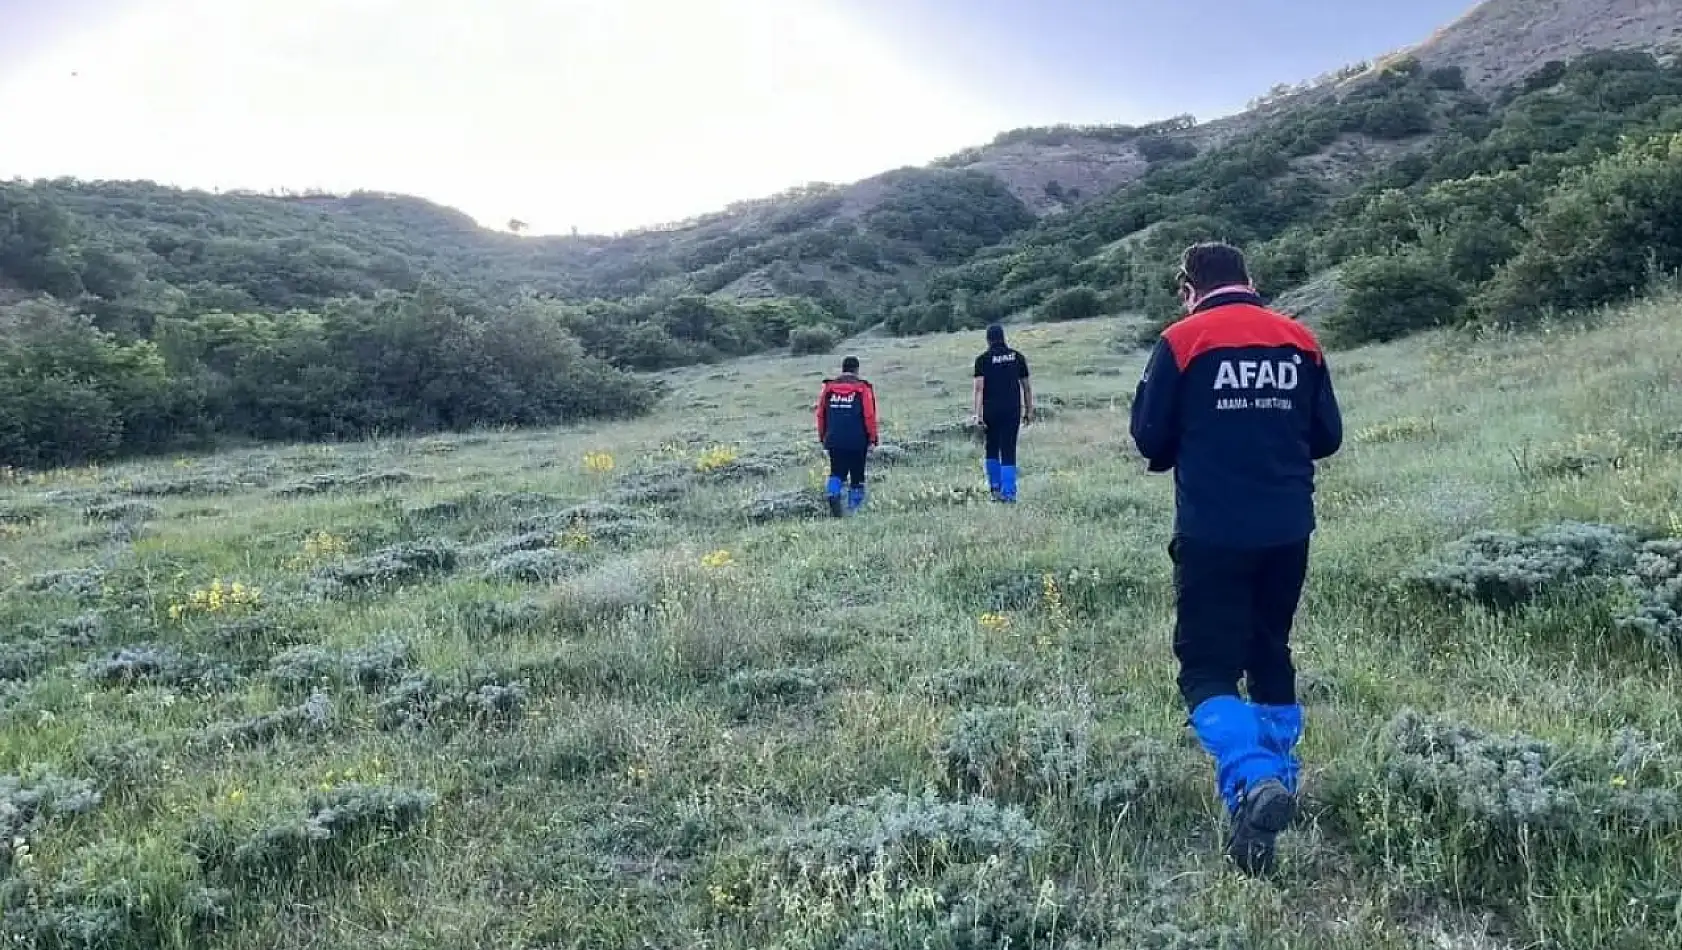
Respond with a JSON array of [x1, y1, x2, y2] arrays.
[[1170, 535, 1309, 714], [828, 448, 867, 487], [983, 413, 1020, 465]]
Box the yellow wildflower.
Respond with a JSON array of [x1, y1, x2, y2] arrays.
[[695, 445, 740, 473], [170, 576, 262, 622]]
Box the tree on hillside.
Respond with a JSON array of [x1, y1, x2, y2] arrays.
[[1036, 285, 1104, 323], [0, 298, 202, 466], [1477, 131, 1682, 327], [0, 185, 86, 298]]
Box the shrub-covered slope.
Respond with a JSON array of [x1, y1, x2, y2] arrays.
[[892, 49, 1682, 342]]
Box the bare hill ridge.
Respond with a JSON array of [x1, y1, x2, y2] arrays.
[[1409, 0, 1682, 92], [926, 0, 1682, 220]]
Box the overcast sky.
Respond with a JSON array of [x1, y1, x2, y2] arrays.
[[0, 0, 1476, 234]]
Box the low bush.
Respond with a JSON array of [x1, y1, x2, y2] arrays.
[[308, 541, 460, 597], [83, 501, 161, 523], [376, 673, 526, 732], [193, 693, 333, 749], [1035, 285, 1104, 323], [1322, 250, 1467, 347], [195, 784, 437, 887], [83, 645, 234, 691], [1405, 522, 1640, 609], [722, 666, 834, 720], [1330, 710, 1682, 899], [482, 549, 587, 584], [709, 790, 1061, 946], [744, 488, 829, 522], [938, 704, 1094, 803], [265, 638, 415, 696], [788, 325, 840, 356]]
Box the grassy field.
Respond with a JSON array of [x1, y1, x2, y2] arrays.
[[2, 298, 1681, 949]]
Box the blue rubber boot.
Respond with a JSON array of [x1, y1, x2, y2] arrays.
[[1191, 695, 1297, 876], [1254, 703, 1304, 795], [985, 459, 1002, 497], [999, 464, 1018, 503], [825, 476, 844, 518], [847, 484, 867, 513], [1189, 695, 1279, 816]]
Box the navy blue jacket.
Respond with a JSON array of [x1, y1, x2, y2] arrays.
[[1130, 290, 1343, 548]]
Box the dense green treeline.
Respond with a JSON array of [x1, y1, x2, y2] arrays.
[[0, 290, 656, 468]]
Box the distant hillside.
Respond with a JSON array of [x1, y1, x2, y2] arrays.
[[0, 166, 1035, 339], [891, 45, 1682, 342], [926, 116, 1200, 214], [6, 0, 1682, 467], [6, 2, 1678, 349]]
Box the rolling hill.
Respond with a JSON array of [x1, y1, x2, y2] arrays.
[[2, 3, 1673, 318], [4, 0, 1682, 468]]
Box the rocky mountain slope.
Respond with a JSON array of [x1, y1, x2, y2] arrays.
[[932, 0, 1682, 218], [1408, 0, 1682, 92]]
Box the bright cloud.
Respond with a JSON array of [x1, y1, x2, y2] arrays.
[[0, 0, 1011, 234]]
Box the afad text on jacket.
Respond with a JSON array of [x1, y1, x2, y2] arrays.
[[1129, 290, 1343, 549]]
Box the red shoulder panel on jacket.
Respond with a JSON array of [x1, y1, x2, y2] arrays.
[[1161, 304, 1323, 370]]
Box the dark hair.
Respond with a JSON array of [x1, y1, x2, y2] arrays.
[[841, 355, 860, 373], [986, 324, 1005, 344], [1178, 242, 1250, 292]]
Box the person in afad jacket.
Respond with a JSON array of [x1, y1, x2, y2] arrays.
[[1130, 241, 1343, 876], [971, 324, 1033, 502], [816, 355, 879, 517]]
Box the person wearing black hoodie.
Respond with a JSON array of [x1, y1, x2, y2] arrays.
[[972, 324, 1033, 502]]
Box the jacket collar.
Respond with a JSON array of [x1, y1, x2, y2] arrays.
[[1188, 284, 1263, 315]]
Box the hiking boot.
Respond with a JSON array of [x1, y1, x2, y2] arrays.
[[1224, 778, 1296, 877], [827, 494, 845, 518]]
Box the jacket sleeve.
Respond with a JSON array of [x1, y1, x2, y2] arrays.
[[1130, 338, 1182, 472], [863, 384, 879, 445], [1309, 359, 1343, 460], [815, 383, 829, 442]]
